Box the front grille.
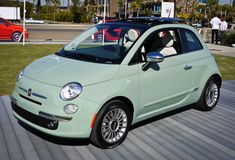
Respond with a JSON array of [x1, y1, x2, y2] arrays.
[[11, 102, 58, 130], [19, 94, 42, 105]]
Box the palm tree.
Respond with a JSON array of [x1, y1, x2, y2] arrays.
[[117, 0, 124, 18], [207, 0, 219, 20], [131, 0, 144, 17], [36, 0, 41, 14]]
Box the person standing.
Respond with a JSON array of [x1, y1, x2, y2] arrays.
[[220, 16, 228, 44], [210, 15, 221, 44]]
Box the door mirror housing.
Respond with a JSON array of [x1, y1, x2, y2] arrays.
[[142, 52, 164, 71], [146, 52, 164, 63]]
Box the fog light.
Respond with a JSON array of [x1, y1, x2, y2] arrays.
[[64, 104, 78, 114]]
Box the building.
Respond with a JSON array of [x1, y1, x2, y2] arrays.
[[95, 0, 119, 17]]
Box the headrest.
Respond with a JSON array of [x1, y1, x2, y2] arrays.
[[127, 29, 139, 42], [161, 31, 174, 47]]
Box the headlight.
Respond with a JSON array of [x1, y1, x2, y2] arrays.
[[16, 70, 24, 82], [60, 82, 83, 101]]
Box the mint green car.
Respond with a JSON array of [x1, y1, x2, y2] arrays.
[[11, 17, 221, 149]]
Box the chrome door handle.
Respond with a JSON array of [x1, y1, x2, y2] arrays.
[[184, 64, 192, 70]]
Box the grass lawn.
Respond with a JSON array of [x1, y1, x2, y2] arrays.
[[0, 44, 63, 95], [214, 54, 235, 80], [0, 44, 235, 95]]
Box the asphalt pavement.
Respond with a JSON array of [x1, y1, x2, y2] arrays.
[[26, 24, 92, 41]]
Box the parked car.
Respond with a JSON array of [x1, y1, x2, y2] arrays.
[[192, 22, 202, 28], [25, 18, 44, 24], [0, 17, 28, 42], [11, 17, 221, 149], [93, 27, 122, 42]]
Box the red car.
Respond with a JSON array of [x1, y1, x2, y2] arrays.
[[0, 17, 28, 42], [93, 28, 121, 42]]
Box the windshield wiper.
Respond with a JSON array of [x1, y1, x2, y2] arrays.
[[77, 54, 113, 64], [56, 49, 113, 64]]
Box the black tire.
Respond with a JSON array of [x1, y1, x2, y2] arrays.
[[196, 77, 220, 111], [12, 32, 22, 42], [96, 33, 103, 42], [90, 100, 132, 149]]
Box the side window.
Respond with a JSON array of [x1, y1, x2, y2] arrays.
[[129, 29, 182, 65], [180, 29, 203, 53], [141, 29, 180, 57], [0, 18, 4, 24]]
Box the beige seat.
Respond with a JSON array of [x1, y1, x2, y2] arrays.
[[157, 31, 177, 56], [124, 29, 139, 49]]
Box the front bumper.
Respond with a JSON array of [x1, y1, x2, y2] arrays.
[[11, 76, 100, 138]]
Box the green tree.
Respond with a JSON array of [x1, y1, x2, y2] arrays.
[[71, 0, 83, 23], [36, 0, 41, 15], [131, 0, 144, 17], [117, 0, 124, 18], [83, 0, 96, 21], [207, 0, 219, 20]]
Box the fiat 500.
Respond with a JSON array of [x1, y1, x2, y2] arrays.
[[11, 17, 221, 149]]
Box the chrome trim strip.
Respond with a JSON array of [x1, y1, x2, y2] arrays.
[[19, 87, 27, 93], [18, 87, 47, 99], [32, 93, 47, 99]]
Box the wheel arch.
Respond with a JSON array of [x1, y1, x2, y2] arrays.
[[99, 96, 134, 123], [210, 73, 222, 88], [12, 30, 22, 35]]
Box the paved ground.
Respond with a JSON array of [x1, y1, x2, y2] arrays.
[[26, 24, 92, 41], [207, 43, 235, 57], [0, 80, 235, 160]]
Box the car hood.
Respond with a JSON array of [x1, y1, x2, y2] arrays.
[[24, 54, 120, 87]]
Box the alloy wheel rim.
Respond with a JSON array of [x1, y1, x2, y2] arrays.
[[97, 34, 103, 42], [14, 33, 20, 41], [101, 108, 128, 143], [205, 82, 219, 107]]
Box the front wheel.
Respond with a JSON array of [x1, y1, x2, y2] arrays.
[[12, 32, 22, 42], [90, 100, 131, 149], [196, 77, 220, 111]]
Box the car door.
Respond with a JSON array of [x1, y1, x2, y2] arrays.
[[136, 28, 194, 120], [0, 18, 12, 39]]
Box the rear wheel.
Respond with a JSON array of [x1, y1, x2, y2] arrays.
[[196, 77, 220, 111], [90, 100, 131, 149], [12, 32, 22, 42], [96, 33, 103, 42]]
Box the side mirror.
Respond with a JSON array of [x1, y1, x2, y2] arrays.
[[142, 52, 164, 71], [146, 52, 164, 63]]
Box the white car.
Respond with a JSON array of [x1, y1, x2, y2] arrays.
[[25, 19, 44, 24], [192, 23, 202, 28]]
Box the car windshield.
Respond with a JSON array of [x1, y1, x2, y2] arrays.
[[57, 23, 147, 64]]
